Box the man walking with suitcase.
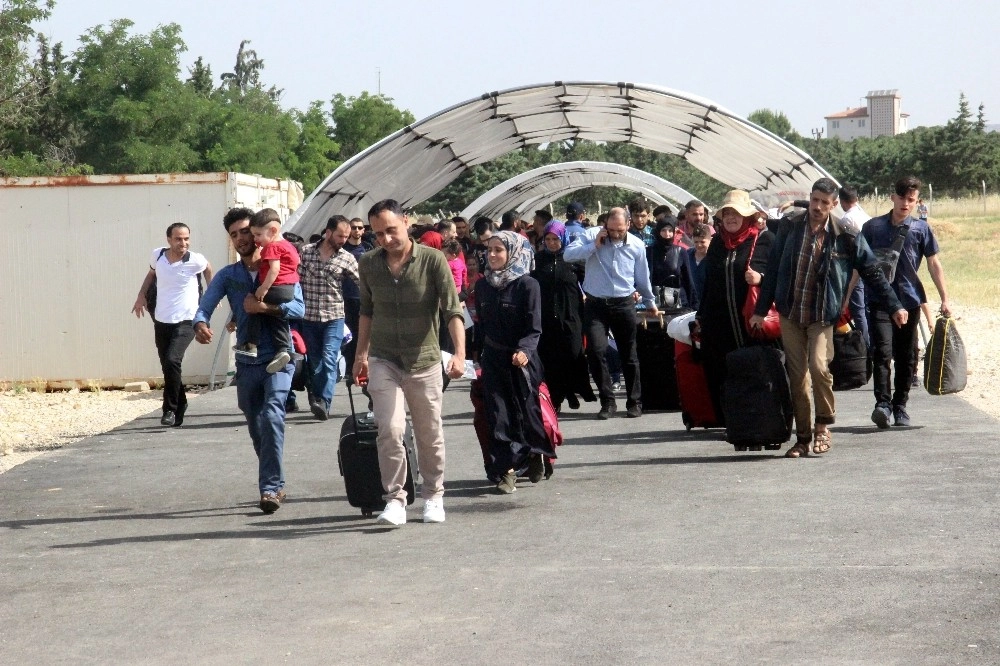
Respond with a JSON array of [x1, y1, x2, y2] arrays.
[[752, 178, 907, 458], [353, 200, 466, 526]]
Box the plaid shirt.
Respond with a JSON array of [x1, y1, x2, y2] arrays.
[[788, 221, 828, 325], [298, 242, 360, 322]]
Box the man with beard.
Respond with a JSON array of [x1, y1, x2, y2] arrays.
[[193, 208, 305, 513], [298, 215, 361, 420]]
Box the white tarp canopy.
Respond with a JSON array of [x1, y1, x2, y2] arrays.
[[285, 81, 834, 238], [459, 161, 704, 221]]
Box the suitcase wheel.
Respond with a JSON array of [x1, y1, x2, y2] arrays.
[[763, 443, 783, 451], [682, 411, 692, 431], [362, 509, 374, 518]]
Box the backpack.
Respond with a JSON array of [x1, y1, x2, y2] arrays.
[[146, 249, 204, 319]]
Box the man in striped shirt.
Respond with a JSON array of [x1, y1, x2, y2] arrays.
[[298, 215, 361, 420]]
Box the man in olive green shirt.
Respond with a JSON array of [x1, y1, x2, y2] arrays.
[[353, 199, 465, 526]]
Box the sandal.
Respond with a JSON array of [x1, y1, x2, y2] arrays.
[[812, 430, 831, 455], [785, 437, 811, 458]]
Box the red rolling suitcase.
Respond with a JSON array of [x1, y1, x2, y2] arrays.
[[674, 340, 721, 430]]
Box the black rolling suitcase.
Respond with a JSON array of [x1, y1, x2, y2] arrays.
[[337, 383, 417, 517], [634, 311, 681, 410], [723, 346, 792, 451]]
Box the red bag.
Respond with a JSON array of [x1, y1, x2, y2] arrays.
[[741, 233, 781, 341], [538, 382, 563, 448]]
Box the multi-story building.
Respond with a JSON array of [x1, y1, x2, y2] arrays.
[[825, 90, 909, 141]]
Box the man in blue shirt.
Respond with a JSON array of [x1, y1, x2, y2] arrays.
[[565, 207, 659, 419], [862, 176, 951, 428], [193, 208, 305, 514], [564, 202, 587, 247], [627, 199, 655, 247]]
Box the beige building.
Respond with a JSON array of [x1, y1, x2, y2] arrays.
[[825, 90, 910, 141]]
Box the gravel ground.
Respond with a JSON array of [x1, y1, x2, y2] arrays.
[[1, 305, 996, 475]]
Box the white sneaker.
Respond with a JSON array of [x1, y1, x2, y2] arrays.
[[266, 351, 291, 374], [375, 501, 406, 527], [422, 498, 445, 523]]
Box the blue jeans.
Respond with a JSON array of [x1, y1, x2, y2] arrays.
[[236, 361, 292, 494], [300, 318, 345, 410]]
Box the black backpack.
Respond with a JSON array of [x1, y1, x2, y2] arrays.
[[146, 249, 204, 318]]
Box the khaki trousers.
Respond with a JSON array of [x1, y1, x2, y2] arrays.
[[368, 358, 445, 504], [778, 316, 835, 437]]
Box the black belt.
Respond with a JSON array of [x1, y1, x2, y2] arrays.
[[585, 293, 632, 306]]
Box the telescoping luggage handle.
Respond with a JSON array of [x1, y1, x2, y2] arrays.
[[346, 377, 366, 437]]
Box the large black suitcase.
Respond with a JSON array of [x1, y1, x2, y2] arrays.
[[830, 325, 871, 391], [634, 311, 681, 410], [723, 346, 792, 451], [337, 384, 416, 517]]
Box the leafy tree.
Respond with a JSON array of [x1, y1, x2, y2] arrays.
[[186, 55, 213, 96], [219, 39, 281, 102], [0, 0, 54, 146], [747, 108, 805, 146], [331, 91, 414, 160], [290, 101, 340, 192]]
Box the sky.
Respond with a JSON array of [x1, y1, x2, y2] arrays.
[[36, 0, 1000, 134]]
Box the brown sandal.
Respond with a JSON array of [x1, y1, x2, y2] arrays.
[[785, 437, 811, 458], [812, 430, 831, 455]]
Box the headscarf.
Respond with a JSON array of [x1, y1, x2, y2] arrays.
[[719, 211, 759, 251], [485, 230, 533, 289], [541, 220, 566, 253], [653, 218, 676, 247], [418, 229, 443, 250]]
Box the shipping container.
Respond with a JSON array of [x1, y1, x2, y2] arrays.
[[0, 172, 303, 389]]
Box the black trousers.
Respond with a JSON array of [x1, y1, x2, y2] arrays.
[[246, 284, 295, 352], [153, 320, 195, 414], [869, 306, 920, 407], [583, 296, 640, 408]]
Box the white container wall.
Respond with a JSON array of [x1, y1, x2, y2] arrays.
[[0, 173, 303, 388]]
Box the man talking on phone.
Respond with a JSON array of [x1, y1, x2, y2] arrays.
[[565, 207, 659, 419]]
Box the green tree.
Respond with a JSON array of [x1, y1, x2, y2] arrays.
[[747, 108, 805, 146], [331, 91, 414, 160], [0, 0, 54, 146], [219, 39, 281, 102], [62, 20, 205, 172], [186, 55, 213, 96], [290, 100, 340, 192]]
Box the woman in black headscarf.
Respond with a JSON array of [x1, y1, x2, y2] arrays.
[[646, 217, 698, 309], [477, 231, 553, 494], [531, 220, 596, 413]]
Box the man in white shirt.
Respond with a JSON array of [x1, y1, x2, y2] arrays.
[[839, 185, 872, 347], [132, 223, 212, 427]]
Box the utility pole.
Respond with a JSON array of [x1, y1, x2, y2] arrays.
[[376, 67, 381, 95], [811, 127, 824, 142]]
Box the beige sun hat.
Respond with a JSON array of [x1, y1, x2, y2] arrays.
[[714, 189, 757, 220]]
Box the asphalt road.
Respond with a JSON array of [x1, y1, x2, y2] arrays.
[[2, 378, 997, 664]]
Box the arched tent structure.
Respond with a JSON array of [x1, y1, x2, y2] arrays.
[[459, 161, 703, 221], [285, 81, 835, 239]]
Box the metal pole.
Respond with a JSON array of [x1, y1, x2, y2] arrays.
[[928, 183, 933, 218], [983, 180, 987, 215]]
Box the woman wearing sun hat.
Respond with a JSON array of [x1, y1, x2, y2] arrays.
[[690, 190, 775, 426]]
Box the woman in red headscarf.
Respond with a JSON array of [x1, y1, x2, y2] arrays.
[[691, 190, 774, 426]]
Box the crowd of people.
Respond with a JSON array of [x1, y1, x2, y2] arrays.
[[133, 174, 951, 524]]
